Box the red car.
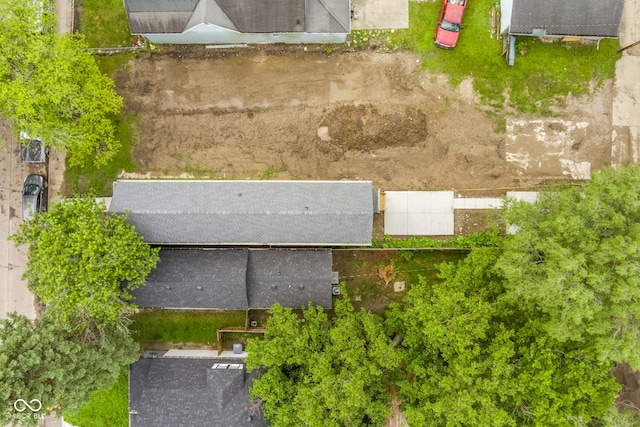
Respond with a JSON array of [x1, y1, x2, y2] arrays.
[[435, 0, 467, 49]]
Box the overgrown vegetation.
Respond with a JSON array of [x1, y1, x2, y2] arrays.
[[131, 310, 246, 344], [65, 0, 140, 195], [65, 112, 138, 195], [250, 166, 640, 426], [335, 249, 467, 311], [351, 1, 619, 113], [373, 230, 503, 248], [63, 368, 129, 427]]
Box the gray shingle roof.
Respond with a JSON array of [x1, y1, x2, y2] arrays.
[[123, 0, 349, 34], [509, 0, 624, 37], [247, 249, 333, 308], [109, 180, 373, 246], [129, 358, 266, 427], [131, 249, 249, 309], [133, 248, 333, 309]]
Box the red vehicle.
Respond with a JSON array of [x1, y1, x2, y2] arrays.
[[435, 0, 467, 49]]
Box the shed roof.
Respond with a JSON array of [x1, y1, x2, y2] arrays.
[[123, 0, 349, 35], [109, 180, 373, 246], [131, 249, 333, 309], [508, 0, 623, 37], [129, 358, 266, 427]]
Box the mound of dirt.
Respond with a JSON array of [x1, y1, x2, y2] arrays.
[[319, 104, 428, 152]]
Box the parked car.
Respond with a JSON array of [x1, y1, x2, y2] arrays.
[[19, 132, 48, 164], [435, 0, 467, 49], [22, 174, 47, 220]]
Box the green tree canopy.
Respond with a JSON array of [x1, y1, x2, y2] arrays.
[[388, 248, 619, 426], [0, 312, 139, 426], [246, 293, 401, 427], [498, 165, 640, 367], [10, 197, 159, 332], [0, 0, 123, 166]]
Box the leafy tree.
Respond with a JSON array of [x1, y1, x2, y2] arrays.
[[388, 248, 619, 426], [246, 292, 400, 427], [498, 165, 640, 367], [0, 0, 123, 166], [0, 312, 139, 426], [10, 198, 159, 332]]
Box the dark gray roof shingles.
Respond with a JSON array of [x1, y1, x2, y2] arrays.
[[130, 358, 266, 427], [247, 249, 333, 308], [109, 180, 373, 246], [134, 249, 332, 309], [509, 0, 624, 37], [131, 249, 249, 309]]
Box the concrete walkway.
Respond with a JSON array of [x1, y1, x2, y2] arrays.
[[611, 0, 640, 167]]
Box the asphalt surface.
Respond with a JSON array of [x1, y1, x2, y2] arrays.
[[0, 2, 72, 321]]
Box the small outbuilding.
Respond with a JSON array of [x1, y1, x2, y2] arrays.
[[500, 0, 624, 65], [122, 0, 350, 44]]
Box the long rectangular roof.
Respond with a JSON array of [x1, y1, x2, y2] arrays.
[[109, 180, 373, 246], [131, 248, 333, 309], [509, 0, 624, 37], [123, 0, 349, 35]]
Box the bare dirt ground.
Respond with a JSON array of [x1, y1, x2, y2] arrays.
[[116, 45, 613, 193]]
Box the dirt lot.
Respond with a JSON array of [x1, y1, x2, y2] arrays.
[[116, 46, 613, 192]]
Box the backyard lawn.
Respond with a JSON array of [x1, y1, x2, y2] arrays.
[[334, 249, 469, 312], [130, 310, 247, 347]]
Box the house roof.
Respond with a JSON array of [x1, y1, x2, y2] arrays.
[[108, 180, 373, 246], [129, 358, 266, 427], [131, 248, 333, 309], [247, 249, 333, 309], [132, 249, 249, 309], [123, 0, 349, 35], [508, 0, 624, 37]]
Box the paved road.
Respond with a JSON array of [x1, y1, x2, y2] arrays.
[[0, 0, 73, 321], [0, 126, 37, 320]]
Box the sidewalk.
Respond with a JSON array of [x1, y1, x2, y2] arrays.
[[611, 0, 640, 167]]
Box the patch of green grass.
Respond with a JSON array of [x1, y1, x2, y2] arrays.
[[94, 53, 137, 77], [130, 310, 247, 344], [260, 166, 279, 180], [390, 249, 467, 291], [63, 367, 128, 427], [78, 0, 135, 48], [65, 112, 138, 196], [373, 230, 503, 248], [356, 1, 619, 113]]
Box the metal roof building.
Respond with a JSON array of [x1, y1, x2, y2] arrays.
[[122, 0, 350, 44], [109, 180, 374, 246], [501, 0, 624, 38], [132, 248, 333, 309]]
